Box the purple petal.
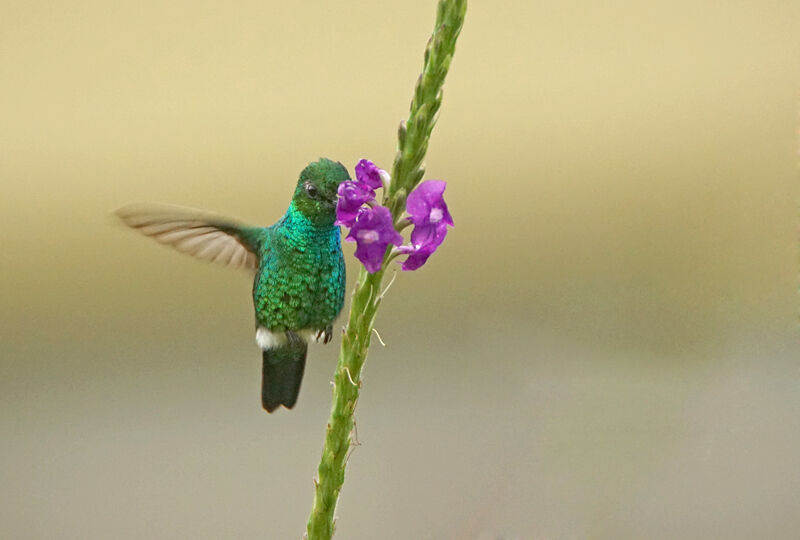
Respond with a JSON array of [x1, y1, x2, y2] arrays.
[[400, 248, 434, 271], [398, 235, 440, 271], [354, 159, 385, 190], [399, 222, 448, 271], [354, 242, 386, 273], [345, 205, 403, 274], [335, 180, 376, 226], [409, 222, 442, 250], [398, 181, 453, 271], [406, 180, 453, 228]]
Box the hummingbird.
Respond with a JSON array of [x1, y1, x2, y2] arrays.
[[116, 158, 349, 412]]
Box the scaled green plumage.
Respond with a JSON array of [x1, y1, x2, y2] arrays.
[[253, 201, 345, 334], [116, 158, 350, 412]]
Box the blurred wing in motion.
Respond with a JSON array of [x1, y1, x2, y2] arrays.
[[115, 203, 266, 271]]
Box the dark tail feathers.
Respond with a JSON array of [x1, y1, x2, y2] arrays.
[[261, 341, 307, 412]]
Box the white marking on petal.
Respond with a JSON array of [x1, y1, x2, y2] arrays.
[[357, 230, 379, 244]]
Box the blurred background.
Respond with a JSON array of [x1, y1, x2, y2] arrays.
[[2, 1, 799, 538]]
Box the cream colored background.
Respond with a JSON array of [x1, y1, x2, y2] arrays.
[[2, 1, 799, 538]]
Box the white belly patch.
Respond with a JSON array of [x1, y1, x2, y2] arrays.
[[255, 326, 317, 350]]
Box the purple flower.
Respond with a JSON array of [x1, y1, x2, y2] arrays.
[[345, 206, 403, 273], [355, 159, 388, 190], [405, 180, 453, 229], [336, 160, 452, 274], [398, 180, 453, 271], [398, 228, 446, 270], [335, 180, 376, 227]]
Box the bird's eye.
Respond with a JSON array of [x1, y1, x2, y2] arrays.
[[305, 182, 319, 199]]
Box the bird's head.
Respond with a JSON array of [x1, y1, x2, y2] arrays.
[[291, 158, 350, 226]]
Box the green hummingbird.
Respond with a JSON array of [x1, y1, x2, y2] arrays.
[[116, 158, 349, 412]]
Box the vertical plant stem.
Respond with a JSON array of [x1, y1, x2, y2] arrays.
[[305, 1, 466, 539], [386, 0, 467, 215], [305, 267, 383, 540]]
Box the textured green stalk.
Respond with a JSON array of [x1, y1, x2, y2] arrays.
[[305, 2, 466, 538], [386, 0, 467, 217]]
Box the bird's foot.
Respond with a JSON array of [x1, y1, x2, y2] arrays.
[[316, 325, 333, 344]]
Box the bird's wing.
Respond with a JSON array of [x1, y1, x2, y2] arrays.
[[115, 203, 266, 271]]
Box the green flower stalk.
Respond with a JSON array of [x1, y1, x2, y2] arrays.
[[387, 0, 467, 207], [305, 1, 467, 538]]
